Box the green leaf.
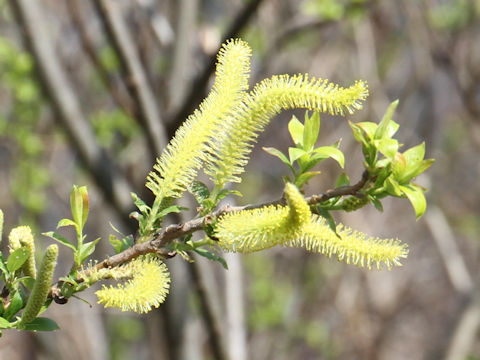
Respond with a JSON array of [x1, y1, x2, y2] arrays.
[[189, 181, 210, 204], [0, 254, 8, 277], [263, 147, 294, 172], [21, 317, 59, 331], [56, 218, 77, 229], [4, 291, 23, 321], [303, 112, 320, 151], [7, 247, 30, 272], [215, 189, 242, 203], [70, 185, 89, 229], [43, 232, 76, 251], [295, 171, 321, 188], [400, 159, 435, 183], [356, 122, 378, 140], [374, 138, 399, 160], [157, 205, 188, 219], [368, 195, 384, 212], [316, 207, 337, 233], [335, 173, 350, 187], [313, 146, 345, 168], [349, 121, 367, 144], [109, 234, 134, 254], [397, 143, 434, 182], [399, 184, 427, 220], [0, 317, 12, 329], [194, 248, 228, 269], [131, 192, 150, 214], [78, 238, 101, 264], [289, 147, 307, 163], [20, 276, 35, 291], [375, 100, 399, 140], [288, 115, 304, 146], [384, 177, 404, 197]]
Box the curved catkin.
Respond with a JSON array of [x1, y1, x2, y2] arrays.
[[216, 183, 311, 252], [285, 216, 408, 270], [8, 226, 37, 278], [20, 244, 58, 324], [95, 256, 171, 313], [206, 74, 368, 186], [146, 39, 251, 200]]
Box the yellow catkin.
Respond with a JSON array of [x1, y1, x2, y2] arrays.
[[216, 183, 311, 252], [8, 226, 37, 278], [95, 256, 171, 313], [206, 73, 368, 186], [20, 245, 58, 324], [146, 39, 251, 199], [285, 216, 408, 270]]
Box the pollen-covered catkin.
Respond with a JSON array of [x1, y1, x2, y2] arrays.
[[20, 244, 58, 324], [216, 183, 311, 252], [8, 226, 37, 278]]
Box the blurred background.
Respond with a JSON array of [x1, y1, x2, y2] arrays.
[[0, 0, 479, 359]]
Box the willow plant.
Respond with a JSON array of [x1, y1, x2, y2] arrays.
[[0, 39, 433, 333]]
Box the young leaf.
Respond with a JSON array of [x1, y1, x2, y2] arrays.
[[215, 189, 242, 203], [109, 234, 134, 254], [20, 276, 35, 291], [7, 247, 30, 272], [43, 232, 77, 251], [194, 248, 228, 269], [78, 238, 101, 264], [263, 147, 294, 172], [0, 317, 12, 329], [131, 192, 150, 214], [56, 218, 77, 229], [375, 100, 399, 140], [399, 184, 427, 219], [4, 291, 23, 321], [303, 112, 320, 151], [295, 171, 321, 188], [70, 185, 89, 229], [368, 195, 384, 212], [374, 138, 399, 160], [313, 146, 345, 168], [189, 181, 210, 204], [289, 147, 307, 163], [335, 173, 350, 187], [384, 177, 404, 197], [21, 317, 59, 331], [356, 122, 378, 140], [288, 115, 304, 146], [157, 205, 189, 219]]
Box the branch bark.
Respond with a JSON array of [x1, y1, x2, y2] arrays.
[[92, 0, 169, 159], [8, 0, 136, 228]]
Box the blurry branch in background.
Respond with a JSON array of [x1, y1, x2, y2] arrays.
[[65, 0, 137, 118], [8, 0, 135, 228], [167, 0, 265, 134], [92, 0, 169, 159]]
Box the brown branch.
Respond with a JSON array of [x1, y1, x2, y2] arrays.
[[49, 170, 371, 303], [92, 0, 169, 159], [66, 0, 136, 117], [8, 0, 136, 229], [95, 171, 371, 270]]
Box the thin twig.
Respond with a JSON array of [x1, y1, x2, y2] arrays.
[[94, 171, 371, 270], [8, 0, 136, 228], [66, 0, 136, 117], [92, 0, 169, 158]]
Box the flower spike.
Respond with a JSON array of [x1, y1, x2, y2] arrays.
[[95, 256, 171, 313]]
